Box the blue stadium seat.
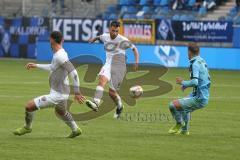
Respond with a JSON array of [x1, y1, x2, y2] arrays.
[[198, 6, 207, 16], [122, 14, 137, 19], [119, 0, 139, 5], [102, 13, 109, 19], [161, 6, 170, 14], [187, 0, 196, 7], [141, 6, 152, 13], [119, 0, 129, 5], [153, 0, 161, 6], [127, 6, 138, 13], [229, 7, 238, 17], [120, 6, 138, 14], [139, 0, 152, 5], [154, 6, 162, 12], [105, 5, 118, 13], [129, 0, 140, 5], [109, 13, 118, 19], [120, 6, 128, 15], [102, 13, 118, 20], [160, 0, 169, 6], [155, 6, 169, 14]]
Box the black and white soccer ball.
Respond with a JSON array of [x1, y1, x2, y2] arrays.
[[129, 85, 143, 98]]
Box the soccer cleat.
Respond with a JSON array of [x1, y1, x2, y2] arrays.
[[86, 100, 99, 112], [13, 127, 32, 136], [67, 128, 82, 138], [168, 123, 184, 134], [113, 105, 124, 119], [176, 130, 190, 136]]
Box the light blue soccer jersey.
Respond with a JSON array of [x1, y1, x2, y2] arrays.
[[188, 56, 211, 102]]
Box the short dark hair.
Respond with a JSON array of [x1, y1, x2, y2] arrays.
[[188, 42, 199, 55], [110, 21, 120, 27], [50, 31, 63, 44]]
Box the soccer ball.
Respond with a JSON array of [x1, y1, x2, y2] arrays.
[[129, 85, 143, 98]]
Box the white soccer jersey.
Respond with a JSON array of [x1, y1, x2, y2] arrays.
[[49, 48, 70, 95], [36, 48, 71, 97], [50, 48, 69, 72], [100, 33, 135, 65]]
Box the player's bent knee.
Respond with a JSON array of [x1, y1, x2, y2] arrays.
[[98, 76, 108, 87], [25, 101, 37, 112], [109, 89, 117, 97], [171, 100, 182, 110], [172, 100, 181, 110], [55, 108, 66, 116]]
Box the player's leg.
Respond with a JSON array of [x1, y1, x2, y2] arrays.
[[109, 54, 126, 118], [55, 101, 82, 138], [168, 99, 184, 134], [180, 99, 207, 134], [173, 97, 201, 135], [86, 64, 110, 111], [109, 88, 124, 118], [13, 100, 38, 135], [181, 111, 191, 134], [13, 95, 54, 136], [94, 75, 108, 105]]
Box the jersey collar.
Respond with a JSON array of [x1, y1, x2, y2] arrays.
[[190, 55, 200, 62]]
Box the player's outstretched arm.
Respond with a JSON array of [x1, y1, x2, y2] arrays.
[[132, 47, 139, 71], [176, 76, 198, 91], [26, 63, 51, 71], [88, 36, 101, 43]]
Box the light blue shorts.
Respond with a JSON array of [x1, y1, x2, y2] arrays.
[[178, 97, 208, 113]]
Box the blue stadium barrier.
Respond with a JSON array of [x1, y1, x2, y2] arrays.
[[37, 42, 240, 70], [233, 25, 240, 48]]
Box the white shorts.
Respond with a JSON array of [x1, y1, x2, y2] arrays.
[[98, 63, 126, 91], [98, 63, 111, 81], [34, 93, 69, 110]]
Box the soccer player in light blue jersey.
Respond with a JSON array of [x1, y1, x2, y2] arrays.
[[168, 42, 211, 135]]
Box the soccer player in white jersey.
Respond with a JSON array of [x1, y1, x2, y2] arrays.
[[86, 21, 139, 118], [13, 31, 86, 138]]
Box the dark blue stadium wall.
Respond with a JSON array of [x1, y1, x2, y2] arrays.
[[37, 42, 240, 70]]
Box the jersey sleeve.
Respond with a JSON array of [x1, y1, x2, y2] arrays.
[[99, 33, 108, 42], [36, 64, 51, 71], [121, 36, 136, 50], [56, 54, 80, 94]]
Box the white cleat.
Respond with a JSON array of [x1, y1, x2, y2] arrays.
[[86, 100, 99, 112]]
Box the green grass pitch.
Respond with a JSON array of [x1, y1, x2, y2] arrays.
[[0, 59, 239, 160]]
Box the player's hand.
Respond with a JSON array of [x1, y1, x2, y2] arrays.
[[74, 94, 86, 104], [26, 63, 37, 70], [134, 63, 138, 71], [176, 77, 184, 84], [88, 38, 95, 43], [181, 85, 187, 92]]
